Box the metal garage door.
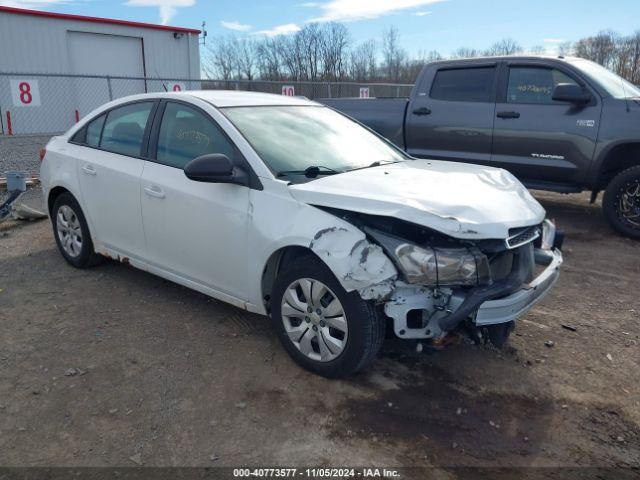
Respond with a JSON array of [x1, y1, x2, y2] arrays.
[[67, 31, 146, 119]]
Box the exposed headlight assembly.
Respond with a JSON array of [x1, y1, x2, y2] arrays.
[[367, 228, 491, 287]]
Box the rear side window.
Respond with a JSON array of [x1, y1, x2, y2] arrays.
[[156, 102, 235, 169], [430, 67, 496, 102], [100, 102, 153, 157], [507, 67, 580, 104], [85, 114, 106, 148]]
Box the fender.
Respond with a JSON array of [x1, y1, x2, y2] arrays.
[[246, 183, 398, 314], [589, 138, 640, 189]]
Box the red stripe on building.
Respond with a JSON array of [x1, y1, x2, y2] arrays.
[[0, 5, 200, 34]]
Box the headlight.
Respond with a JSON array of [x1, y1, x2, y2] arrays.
[[367, 229, 491, 286]]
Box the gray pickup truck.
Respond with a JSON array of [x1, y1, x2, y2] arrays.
[[322, 56, 640, 239]]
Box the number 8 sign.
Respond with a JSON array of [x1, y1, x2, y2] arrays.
[[10, 79, 41, 107]]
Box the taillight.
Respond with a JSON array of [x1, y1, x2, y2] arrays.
[[39, 148, 47, 162]]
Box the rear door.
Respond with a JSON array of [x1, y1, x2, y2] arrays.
[[75, 100, 156, 261], [140, 100, 251, 300], [405, 62, 498, 163], [491, 61, 601, 187]]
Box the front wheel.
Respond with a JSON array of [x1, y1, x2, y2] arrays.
[[270, 257, 385, 378], [603, 165, 640, 240]]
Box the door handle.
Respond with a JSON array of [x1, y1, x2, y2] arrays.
[[143, 185, 165, 199], [497, 111, 521, 119], [412, 107, 432, 116], [81, 165, 97, 176]]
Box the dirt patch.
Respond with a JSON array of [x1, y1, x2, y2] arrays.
[[0, 192, 639, 473], [336, 348, 639, 468]]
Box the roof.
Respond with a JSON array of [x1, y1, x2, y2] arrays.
[[0, 5, 200, 34], [180, 91, 318, 107], [429, 55, 579, 65]]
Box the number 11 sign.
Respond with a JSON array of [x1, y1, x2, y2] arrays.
[[10, 79, 41, 107]]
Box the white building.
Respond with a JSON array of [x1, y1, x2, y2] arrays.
[[0, 5, 201, 135]]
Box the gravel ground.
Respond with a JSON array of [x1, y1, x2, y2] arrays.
[[0, 135, 50, 212], [0, 191, 638, 476], [0, 134, 50, 175]]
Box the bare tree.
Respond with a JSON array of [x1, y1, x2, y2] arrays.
[[204, 25, 640, 88], [321, 22, 350, 81], [529, 45, 546, 55], [381, 27, 408, 82], [558, 41, 573, 56], [256, 37, 284, 80], [349, 40, 377, 82], [486, 38, 522, 56], [574, 31, 618, 66], [203, 36, 236, 81], [236, 38, 258, 80], [451, 47, 480, 59]]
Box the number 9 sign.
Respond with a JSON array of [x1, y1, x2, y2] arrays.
[[10, 79, 41, 107]]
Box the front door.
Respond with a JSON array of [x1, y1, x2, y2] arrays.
[[491, 63, 601, 187], [140, 101, 250, 299], [76, 101, 155, 261], [405, 63, 498, 164]]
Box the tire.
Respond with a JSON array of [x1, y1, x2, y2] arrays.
[[270, 256, 385, 378], [483, 321, 514, 348], [51, 192, 103, 268], [603, 165, 640, 240]]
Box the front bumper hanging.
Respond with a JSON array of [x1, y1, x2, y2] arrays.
[[474, 248, 562, 326]]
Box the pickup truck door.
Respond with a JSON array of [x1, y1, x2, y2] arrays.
[[405, 63, 498, 164], [491, 62, 601, 188]]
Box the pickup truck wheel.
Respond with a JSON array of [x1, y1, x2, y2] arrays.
[[51, 193, 103, 268], [603, 165, 640, 240], [270, 257, 385, 378]]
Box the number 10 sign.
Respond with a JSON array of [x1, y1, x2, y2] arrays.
[[10, 79, 41, 107]]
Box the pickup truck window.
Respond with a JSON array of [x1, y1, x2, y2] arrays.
[[430, 67, 495, 102], [222, 106, 406, 178], [507, 67, 578, 105]]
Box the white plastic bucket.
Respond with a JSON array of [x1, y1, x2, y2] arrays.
[[4, 171, 28, 192]]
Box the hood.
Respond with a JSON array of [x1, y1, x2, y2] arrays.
[[289, 159, 545, 240]]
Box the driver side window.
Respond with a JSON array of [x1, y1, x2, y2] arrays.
[[156, 102, 234, 169]]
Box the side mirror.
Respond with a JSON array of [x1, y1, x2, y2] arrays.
[[184, 154, 248, 186], [552, 83, 592, 105]]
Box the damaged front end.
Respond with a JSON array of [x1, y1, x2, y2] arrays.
[[313, 207, 563, 345]]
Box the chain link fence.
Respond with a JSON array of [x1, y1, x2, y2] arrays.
[[0, 72, 413, 136]]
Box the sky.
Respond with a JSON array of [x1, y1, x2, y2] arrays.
[[2, 0, 640, 56]]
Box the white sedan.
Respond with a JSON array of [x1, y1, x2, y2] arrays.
[[40, 91, 562, 378]]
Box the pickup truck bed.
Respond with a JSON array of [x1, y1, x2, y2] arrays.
[[322, 98, 408, 149]]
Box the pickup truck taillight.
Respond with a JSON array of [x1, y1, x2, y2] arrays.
[[39, 148, 47, 162]]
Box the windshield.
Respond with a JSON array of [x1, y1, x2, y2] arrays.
[[222, 106, 407, 178], [570, 58, 640, 99]]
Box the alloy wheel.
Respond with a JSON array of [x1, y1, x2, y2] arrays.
[[616, 179, 640, 229]]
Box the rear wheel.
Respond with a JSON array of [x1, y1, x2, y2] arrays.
[[51, 192, 103, 268], [270, 257, 385, 378], [603, 165, 640, 240]]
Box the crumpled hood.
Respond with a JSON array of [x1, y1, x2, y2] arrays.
[[289, 159, 546, 240]]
